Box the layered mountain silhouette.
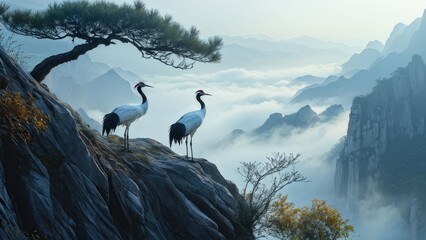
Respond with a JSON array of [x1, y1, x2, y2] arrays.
[[290, 75, 326, 86], [84, 69, 139, 112], [223, 104, 344, 145], [292, 10, 426, 106], [340, 48, 382, 78], [45, 55, 141, 113]]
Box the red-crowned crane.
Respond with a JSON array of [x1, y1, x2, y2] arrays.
[[169, 89, 211, 160], [102, 82, 152, 151]]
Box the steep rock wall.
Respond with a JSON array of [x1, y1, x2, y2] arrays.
[[335, 55, 426, 239]]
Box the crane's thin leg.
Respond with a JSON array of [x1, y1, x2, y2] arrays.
[[123, 127, 127, 150], [127, 126, 130, 151], [185, 137, 189, 160], [190, 136, 193, 161]]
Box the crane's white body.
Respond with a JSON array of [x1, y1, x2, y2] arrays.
[[177, 108, 206, 137], [114, 102, 148, 150], [103, 82, 152, 151], [169, 90, 210, 160], [114, 102, 148, 127]]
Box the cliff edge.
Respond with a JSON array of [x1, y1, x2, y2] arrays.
[[335, 54, 426, 239], [0, 49, 250, 239]]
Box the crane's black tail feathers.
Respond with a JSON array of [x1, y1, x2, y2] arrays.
[[103, 112, 120, 136], [169, 123, 186, 147]]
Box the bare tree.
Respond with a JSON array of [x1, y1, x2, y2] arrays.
[[236, 152, 307, 238]]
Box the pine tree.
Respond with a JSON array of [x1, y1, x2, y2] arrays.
[[0, 1, 223, 82]]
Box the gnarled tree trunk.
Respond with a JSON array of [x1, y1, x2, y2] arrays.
[[30, 41, 103, 82]]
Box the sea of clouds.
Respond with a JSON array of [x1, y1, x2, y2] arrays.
[[85, 63, 409, 239]]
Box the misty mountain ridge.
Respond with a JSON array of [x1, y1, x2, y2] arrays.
[[383, 18, 422, 55], [84, 69, 139, 112], [365, 40, 384, 52], [45, 56, 142, 114], [340, 48, 383, 77], [253, 104, 344, 134], [291, 9, 426, 106], [290, 75, 326, 86], [222, 104, 344, 145], [45, 54, 110, 86], [220, 36, 355, 66], [87, 39, 354, 76], [14, 30, 357, 78], [223, 35, 359, 52]]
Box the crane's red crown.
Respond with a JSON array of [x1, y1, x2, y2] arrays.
[[195, 90, 205, 94]]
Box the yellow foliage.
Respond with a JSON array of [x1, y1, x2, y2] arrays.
[[0, 92, 49, 143], [269, 195, 354, 240]]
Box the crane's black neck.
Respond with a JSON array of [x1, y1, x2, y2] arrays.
[[137, 86, 147, 104], [196, 93, 205, 109]]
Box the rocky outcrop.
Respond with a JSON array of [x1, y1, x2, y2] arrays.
[[253, 104, 343, 135], [0, 49, 251, 239], [335, 55, 426, 239]]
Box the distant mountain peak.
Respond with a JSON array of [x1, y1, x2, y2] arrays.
[[366, 40, 384, 52], [248, 104, 343, 137], [318, 104, 344, 121], [88, 69, 129, 86], [411, 54, 424, 64], [297, 104, 315, 114], [85, 67, 137, 112], [102, 69, 121, 77], [285, 105, 317, 126]]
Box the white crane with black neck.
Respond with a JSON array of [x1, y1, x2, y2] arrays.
[[102, 82, 152, 151], [169, 89, 211, 160]]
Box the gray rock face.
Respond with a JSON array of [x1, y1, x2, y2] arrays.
[[335, 55, 426, 239], [0, 50, 251, 239]]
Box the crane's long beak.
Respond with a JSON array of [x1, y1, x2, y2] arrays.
[[204, 93, 212, 96], [145, 84, 153, 88]]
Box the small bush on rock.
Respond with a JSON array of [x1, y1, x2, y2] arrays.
[[0, 92, 49, 143]]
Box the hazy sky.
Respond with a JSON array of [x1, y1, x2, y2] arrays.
[[136, 0, 426, 47], [10, 0, 426, 47]]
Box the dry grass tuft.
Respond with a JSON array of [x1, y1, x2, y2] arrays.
[[133, 153, 153, 164], [108, 134, 122, 144]]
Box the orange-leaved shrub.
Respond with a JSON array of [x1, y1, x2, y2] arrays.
[[268, 195, 354, 240], [0, 92, 49, 143]]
